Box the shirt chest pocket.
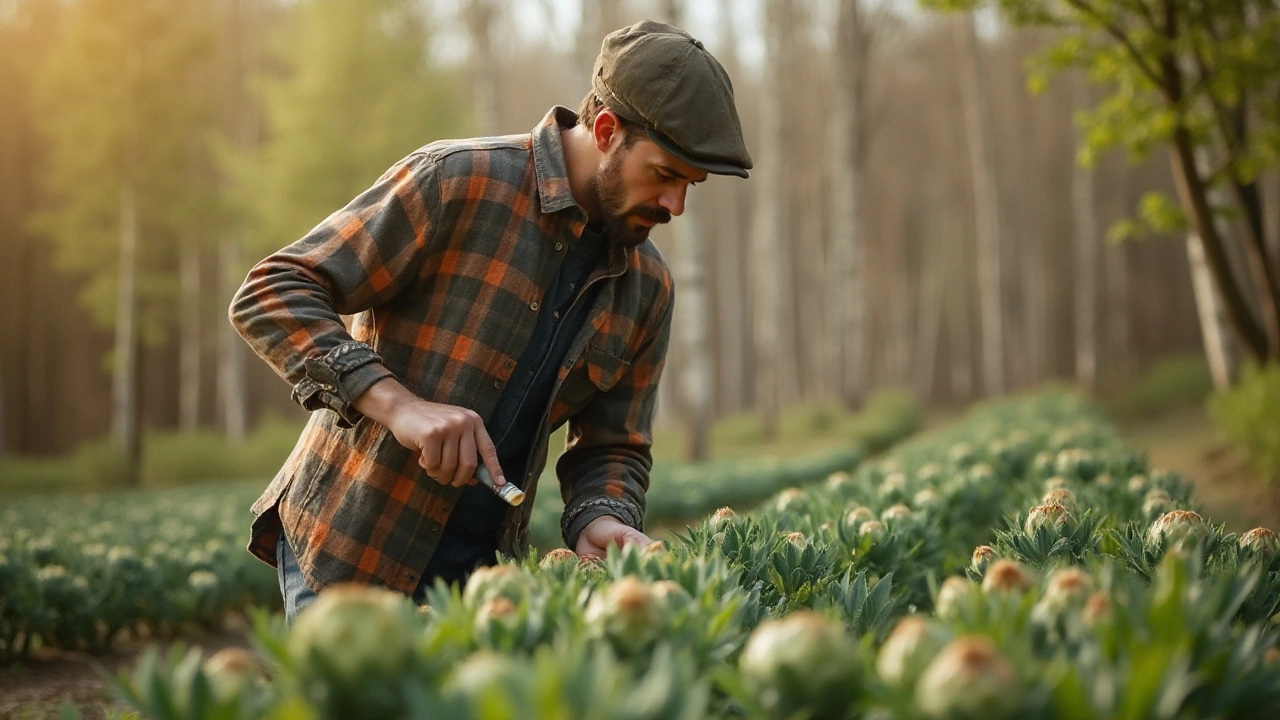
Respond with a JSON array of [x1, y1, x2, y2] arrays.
[[554, 343, 631, 412]]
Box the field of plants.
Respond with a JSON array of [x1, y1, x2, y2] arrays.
[[41, 389, 1268, 719], [1, 391, 923, 670]]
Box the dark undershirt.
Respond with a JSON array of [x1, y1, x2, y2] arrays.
[[418, 227, 608, 586]]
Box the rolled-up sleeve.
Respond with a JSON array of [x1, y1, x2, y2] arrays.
[[229, 152, 441, 427]]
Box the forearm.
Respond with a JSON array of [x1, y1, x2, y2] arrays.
[[352, 376, 419, 428]]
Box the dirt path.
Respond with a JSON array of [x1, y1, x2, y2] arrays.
[[0, 617, 255, 720], [1120, 406, 1280, 533]]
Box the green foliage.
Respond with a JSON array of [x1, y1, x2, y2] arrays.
[[1211, 363, 1280, 483], [30, 0, 216, 339], [229, 0, 466, 255], [1104, 354, 1214, 419], [0, 416, 306, 494]]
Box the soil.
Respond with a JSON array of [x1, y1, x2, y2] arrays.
[[1120, 406, 1280, 533], [0, 617, 254, 720]]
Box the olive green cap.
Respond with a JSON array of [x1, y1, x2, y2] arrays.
[[592, 20, 753, 178]]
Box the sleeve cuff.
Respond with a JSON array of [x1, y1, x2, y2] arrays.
[[290, 341, 394, 428], [561, 497, 644, 549]]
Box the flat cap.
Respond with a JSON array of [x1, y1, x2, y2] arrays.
[[593, 20, 752, 178]]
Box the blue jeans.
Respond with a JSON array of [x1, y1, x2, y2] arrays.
[[276, 533, 320, 625], [276, 531, 495, 624]]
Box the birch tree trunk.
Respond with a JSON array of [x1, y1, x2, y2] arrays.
[[464, 0, 500, 135], [113, 184, 141, 481], [1187, 234, 1237, 389], [1072, 76, 1099, 395], [826, 0, 867, 409], [955, 14, 1005, 396], [576, 1, 626, 92], [179, 243, 201, 430], [948, 234, 975, 401], [1186, 148, 1239, 389], [217, 0, 258, 445], [658, 0, 711, 460], [914, 227, 945, 398], [714, 0, 747, 415], [752, 0, 791, 439]]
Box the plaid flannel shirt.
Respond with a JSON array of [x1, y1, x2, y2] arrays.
[[230, 107, 674, 595]]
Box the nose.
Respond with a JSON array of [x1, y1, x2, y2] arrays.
[[657, 186, 687, 217]]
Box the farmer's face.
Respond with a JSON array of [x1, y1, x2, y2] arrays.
[[590, 131, 708, 248]]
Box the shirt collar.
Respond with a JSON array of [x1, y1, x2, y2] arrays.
[[531, 106, 583, 216]]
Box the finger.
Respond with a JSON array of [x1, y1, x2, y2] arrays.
[[472, 422, 505, 487], [419, 439, 442, 480], [454, 431, 478, 488], [618, 528, 652, 548], [438, 433, 464, 487]]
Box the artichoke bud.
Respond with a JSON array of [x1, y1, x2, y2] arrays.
[[877, 616, 951, 687], [288, 584, 416, 687], [1041, 488, 1077, 513], [981, 560, 1033, 595], [463, 564, 532, 607], [881, 504, 914, 524], [539, 548, 578, 569], [1024, 502, 1074, 535], [203, 647, 258, 702], [915, 636, 1020, 719], [1147, 510, 1207, 551], [584, 576, 666, 655], [1240, 527, 1279, 555], [970, 545, 995, 575], [859, 520, 886, 541], [740, 612, 860, 718], [935, 576, 974, 620]]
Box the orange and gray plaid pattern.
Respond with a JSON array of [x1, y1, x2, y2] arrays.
[[230, 107, 674, 595]]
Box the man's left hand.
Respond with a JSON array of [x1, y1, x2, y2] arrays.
[[574, 515, 652, 558]]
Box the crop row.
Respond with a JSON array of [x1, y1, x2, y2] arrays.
[[0, 391, 918, 661], [104, 390, 1280, 719]]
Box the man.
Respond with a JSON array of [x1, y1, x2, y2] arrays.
[[230, 20, 751, 622]]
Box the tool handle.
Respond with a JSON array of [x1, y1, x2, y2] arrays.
[[476, 466, 525, 506]]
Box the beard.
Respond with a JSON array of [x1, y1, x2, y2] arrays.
[[589, 146, 672, 249]]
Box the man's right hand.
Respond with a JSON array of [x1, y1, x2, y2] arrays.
[[354, 377, 505, 489]]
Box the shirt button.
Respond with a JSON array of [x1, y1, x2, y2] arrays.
[[553, 311, 561, 320], [493, 380, 503, 389], [554, 242, 564, 251], [530, 301, 539, 311], [527, 370, 535, 377]]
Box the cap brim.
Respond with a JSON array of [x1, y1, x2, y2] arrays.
[[646, 127, 750, 179]]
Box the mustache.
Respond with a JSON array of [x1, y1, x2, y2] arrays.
[[631, 206, 671, 224]]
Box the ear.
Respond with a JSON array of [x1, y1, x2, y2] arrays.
[[591, 109, 625, 153]]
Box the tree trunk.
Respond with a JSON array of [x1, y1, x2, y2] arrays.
[[752, 0, 792, 439], [464, 0, 500, 136], [826, 0, 867, 409], [713, 0, 746, 416], [113, 184, 141, 482], [658, 0, 710, 460], [955, 14, 1006, 396], [673, 192, 711, 460], [915, 224, 945, 398], [179, 243, 201, 430], [1072, 76, 1099, 395], [1168, 126, 1269, 361], [948, 234, 975, 401], [1186, 232, 1239, 389], [220, 240, 250, 443]]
